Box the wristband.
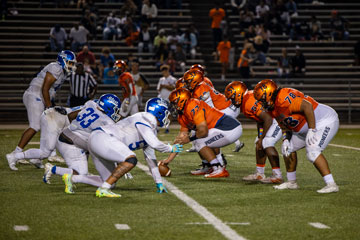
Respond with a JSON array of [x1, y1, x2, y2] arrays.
[[259, 128, 263, 137]]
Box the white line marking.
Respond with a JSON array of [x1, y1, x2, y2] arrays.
[[332, 154, 342, 157], [186, 222, 251, 226], [114, 224, 131, 230], [14, 225, 29, 231], [227, 155, 235, 157], [137, 163, 247, 240], [28, 141, 40, 145], [308, 222, 330, 229], [329, 144, 360, 151]]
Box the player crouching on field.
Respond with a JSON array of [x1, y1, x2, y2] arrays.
[[160, 88, 242, 178], [253, 79, 339, 193]]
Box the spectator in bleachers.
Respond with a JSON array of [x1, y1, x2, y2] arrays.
[[172, 22, 183, 35], [330, 10, 350, 41], [244, 25, 256, 41], [102, 61, 118, 84], [49, 24, 67, 52], [189, 24, 199, 43], [69, 23, 89, 53], [99, 47, 115, 79], [230, 0, 247, 16], [252, 35, 268, 65], [310, 15, 324, 41], [290, 45, 306, 77], [217, 35, 231, 81], [355, 40, 360, 66], [209, 1, 225, 51], [103, 11, 121, 40], [154, 28, 167, 54], [237, 42, 254, 79], [123, 17, 140, 46], [77, 45, 97, 74], [239, 7, 255, 34], [81, 9, 97, 39], [173, 43, 186, 73], [286, 0, 298, 18], [277, 48, 290, 78], [255, 0, 270, 24], [131, 59, 149, 107], [120, 0, 138, 18], [138, 23, 154, 55], [289, 19, 311, 41], [141, 0, 158, 26], [179, 28, 197, 59], [167, 51, 176, 74], [67, 63, 97, 107], [167, 29, 181, 53]]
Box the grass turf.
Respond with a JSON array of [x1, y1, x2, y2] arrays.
[[0, 128, 360, 240]]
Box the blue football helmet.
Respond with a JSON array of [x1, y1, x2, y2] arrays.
[[57, 50, 77, 73], [97, 94, 122, 122], [145, 98, 170, 128]]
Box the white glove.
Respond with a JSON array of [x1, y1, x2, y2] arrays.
[[306, 128, 318, 145], [282, 139, 291, 157]]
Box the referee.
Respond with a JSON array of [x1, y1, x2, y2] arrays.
[[67, 63, 97, 107]]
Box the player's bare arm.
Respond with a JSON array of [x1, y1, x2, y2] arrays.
[[42, 72, 57, 108], [300, 99, 316, 129]]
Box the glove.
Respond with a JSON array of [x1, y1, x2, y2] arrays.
[[156, 183, 168, 193], [170, 144, 183, 153], [306, 128, 318, 145], [282, 139, 291, 157]]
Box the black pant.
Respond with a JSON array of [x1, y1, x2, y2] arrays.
[[70, 95, 89, 107], [212, 28, 222, 51], [239, 66, 250, 79]]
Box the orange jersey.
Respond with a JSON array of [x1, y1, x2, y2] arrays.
[[241, 91, 263, 122], [237, 49, 249, 68], [118, 72, 137, 98], [209, 8, 225, 28], [178, 98, 224, 132], [217, 41, 231, 63], [192, 82, 231, 110], [203, 77, 214, 88], [270, 88, 319, 132]]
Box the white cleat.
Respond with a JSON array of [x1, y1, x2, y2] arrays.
[[260, 175, 284, 184], [317, 183, 339, 194], [124, 173, 133, 179], [43, 163, 54, 184], [48, 155, 65, 163], [18, 159, 30, 165], [273, 181, 299, 190], [6, 152, 18, 171], [242, 172, 265, 182], [233, 142, 245, 152], [30, 159, 44, 169]]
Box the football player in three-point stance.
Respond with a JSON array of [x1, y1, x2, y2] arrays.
[[224, 81, 283, 184], [7, 50, 76, 170], [163, 88, 242, 178], [115, 59, 139, 117], [253, 79, 339, 193]]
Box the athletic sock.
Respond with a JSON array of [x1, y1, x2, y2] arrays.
[[323, 174, 335, 184], [287, 171, 296, 182], [272, 167, 282, 177], [256, 164, 265, 174], [53, 166, 73, 176], [23, 149, 42, 159], [72, 175, 103, 187], [216, 153, 224, 166], [14, 152, 25, 160], [235, 139, 241, 146], [210, 159, 219, 170], [101, 182, 112, 189], [15, 146, 23, 153]]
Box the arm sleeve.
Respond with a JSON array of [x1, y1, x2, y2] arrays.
[[143, 147, 162, 184], [136, 123, 173, 153]]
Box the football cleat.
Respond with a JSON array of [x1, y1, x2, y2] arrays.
[[43, 163, 54, 184], [124, 173, 133, 179], [6, 152, 18, 171], [233, 142, 245, 152], [273, 181, 299, 190], [96, 187, 121, 198], [242, 172, 265, 182], [204, 167, 229, 178], [18, 159, 30, 165], [30, 159, 44, 169], [62, 174, 75, 194], [317, 183, 339, 194], [186, 146, 197, 152], [48, 155, 65, 163], [191, 163, 212, 175], [260, 175, 284, 184]]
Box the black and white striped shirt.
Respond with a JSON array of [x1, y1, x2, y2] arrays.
[[67, 72, 97, 98]]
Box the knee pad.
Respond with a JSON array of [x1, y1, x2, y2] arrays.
[[306, 149, 321, 163], [125, 157, 138, 166]]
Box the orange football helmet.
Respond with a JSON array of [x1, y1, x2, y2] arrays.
[[253, 79, 278, 109], [168, 88, 191, 112], [114, 60, 127, 73], [183, 69, 203, 91], [190, 64, 205, 75], [175, 78, 186, 89], [224, 81, 248, 107]]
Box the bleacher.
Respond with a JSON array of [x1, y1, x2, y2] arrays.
[[0, 0, 359, 124]]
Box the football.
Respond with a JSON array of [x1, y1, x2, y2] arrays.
[[158, 162, 171, 177]]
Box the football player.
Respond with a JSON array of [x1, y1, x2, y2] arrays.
[[253, 79, 339, 193], [183, 69, 244, 174], [6, 106, 80, 171], [163, 89, 243, 178], [190, 64, 214, 88], [47, 94, 123, 191], [7, 50, 76, 167], [115, 60, 139, 117], [225, 81, 283, 184], [64, 98, 183, 198]]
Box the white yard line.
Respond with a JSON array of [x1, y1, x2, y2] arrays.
[[137, 163, 247, 240], [329, 144, 360, 151], [28, 141, 40, 145], [114, 224, 131, 230], [186, 222, 251, 226], [308, 222, 330, 229], [13, 225, 29, 231]]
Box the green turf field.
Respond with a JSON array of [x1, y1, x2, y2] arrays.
[[1, 128, 360, 240]]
